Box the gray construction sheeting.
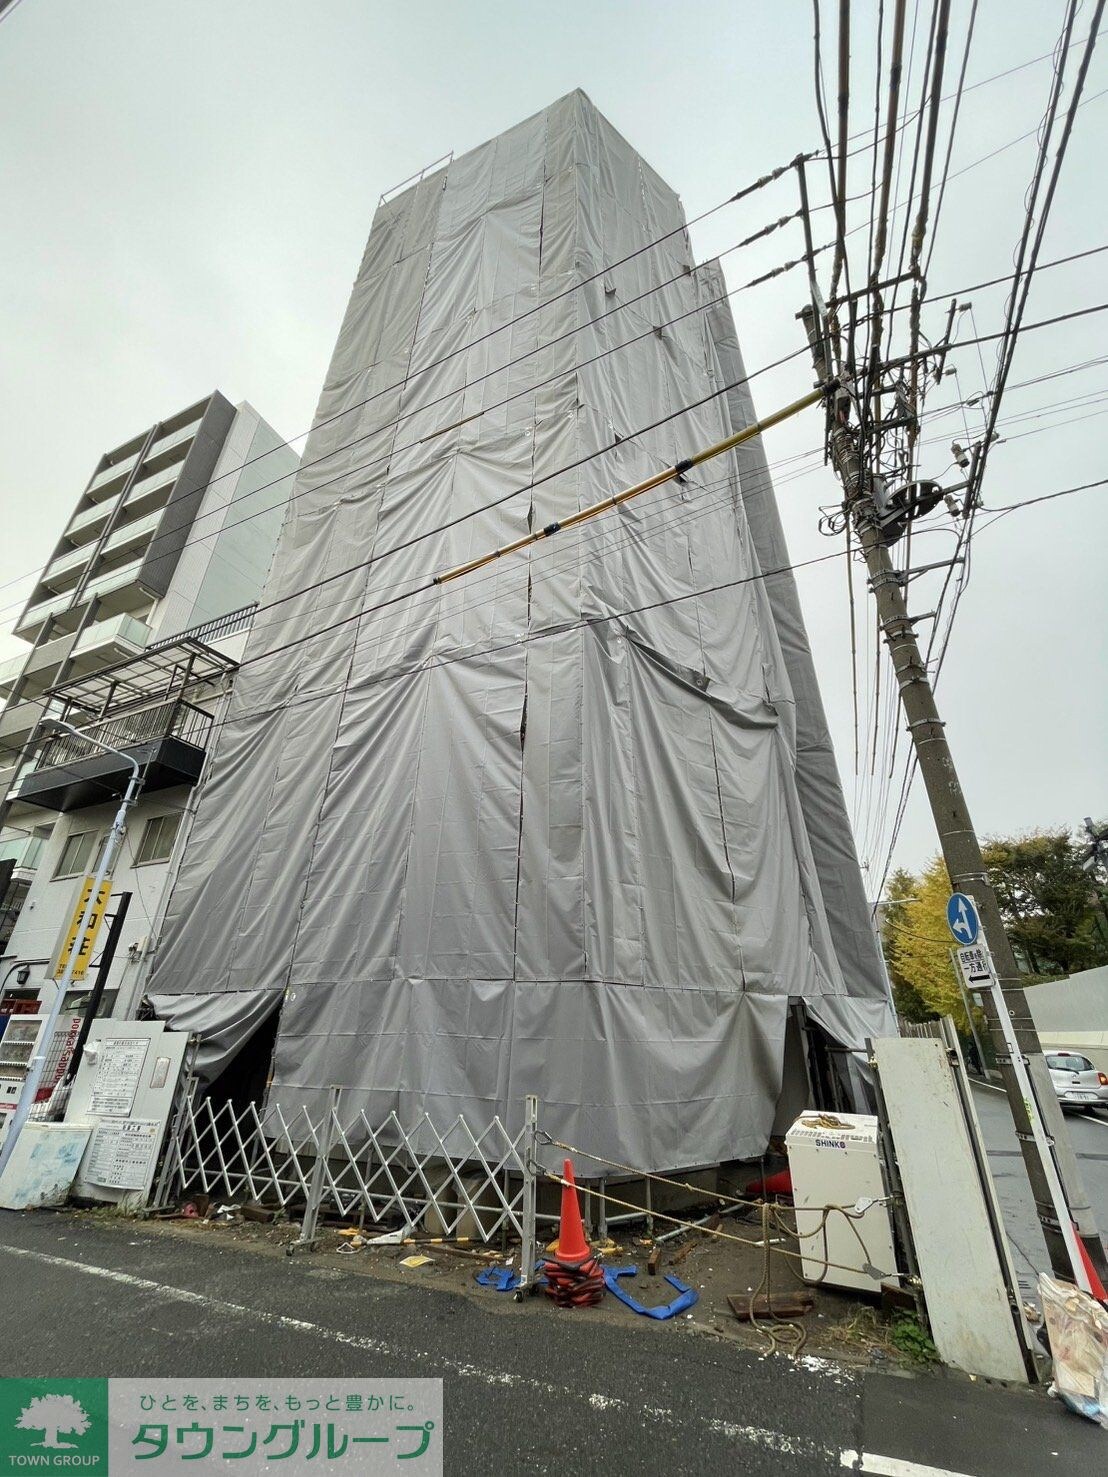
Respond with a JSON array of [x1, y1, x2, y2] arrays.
[[148, 989, 282, 1087], [150, 92, 894, 1169]]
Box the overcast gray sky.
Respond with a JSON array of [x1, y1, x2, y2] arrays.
[[1, 0, 1104, 887]]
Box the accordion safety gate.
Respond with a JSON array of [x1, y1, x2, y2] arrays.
[[156, 1087, 543, 1288]]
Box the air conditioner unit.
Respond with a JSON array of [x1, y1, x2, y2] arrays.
[[785, 1111, 899, 1294]]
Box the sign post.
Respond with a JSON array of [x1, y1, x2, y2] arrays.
[[948, 945, 991, 1080], [947, 897, 1092, 1295]]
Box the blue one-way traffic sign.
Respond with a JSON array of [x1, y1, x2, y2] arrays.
[[947, 892, 981, 945]]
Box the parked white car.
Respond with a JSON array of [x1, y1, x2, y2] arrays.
[[1045, 1051, 1108, 1112]]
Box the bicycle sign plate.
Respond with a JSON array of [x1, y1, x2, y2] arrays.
[[954, 943, 994, 987]]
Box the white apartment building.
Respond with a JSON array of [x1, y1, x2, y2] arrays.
[[0, 391, 298, 1028]]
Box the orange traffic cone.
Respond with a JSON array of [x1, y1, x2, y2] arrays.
[[543, 1158, 605, 1308], [555, 1159, 591, 1262]]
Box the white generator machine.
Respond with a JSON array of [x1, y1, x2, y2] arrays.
[[785, 1111, 899, 1294]]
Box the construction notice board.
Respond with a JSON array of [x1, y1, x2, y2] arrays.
[[82, 1119, 161, 1191], [87, 1037, 150, 1116], [65, 1021, 188, 1207]]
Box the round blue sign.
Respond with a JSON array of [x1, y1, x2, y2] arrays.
[[946, 892, 980, 945]]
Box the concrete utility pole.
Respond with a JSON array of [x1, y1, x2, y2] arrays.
[[799, 304, 1107, 1284]]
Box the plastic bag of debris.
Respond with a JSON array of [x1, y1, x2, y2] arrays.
[[1039, 1273, 1108, 1427]]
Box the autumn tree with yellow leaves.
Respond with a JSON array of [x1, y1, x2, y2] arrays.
[[881, 858, 971, 1029], [881, 825, 1108, 1028]]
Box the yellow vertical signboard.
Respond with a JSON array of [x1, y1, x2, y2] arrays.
[[53, 876, 113, 981]]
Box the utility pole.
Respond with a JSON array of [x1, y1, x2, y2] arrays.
[[800, 303, 1107, 1284], [45, 892, 132, 1121]]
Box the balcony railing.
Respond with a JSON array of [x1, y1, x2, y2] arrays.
[[150, 412, 203, 454], [0, 653, 24, 692], [124, 461, 179, 511], [82, 556, 144, 601], [42, 543, 95, 589], [102, 506, 163, 556], [35, 698, 213, 774], [19, 557, 149, 639], [15, 588, 77, 638], [66, 499, 114, 542], [72, 612, 152, 659], [148, 603, 257, 651], [86, 451, 140, 499]]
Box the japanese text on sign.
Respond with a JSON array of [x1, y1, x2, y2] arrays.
[[954, 944, 994, 987], [54, 876, 112, 981], [83, 1118, 160, 1190], [108, 1380, 443, 1474], [89, 1038, 150, 1116]]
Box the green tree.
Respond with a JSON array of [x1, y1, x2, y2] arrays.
[[982, 827, 1108, 978], [881, 824, 1108, 1027], [880, 868, 933, 1023], [881, 857, 970, 1027]]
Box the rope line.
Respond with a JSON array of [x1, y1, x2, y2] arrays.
[[537, 1169, 896, 1286]]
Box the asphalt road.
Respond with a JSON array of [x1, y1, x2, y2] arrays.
[[1, 1209, 1101, 1477], [970, 1082, 1108, 1293]]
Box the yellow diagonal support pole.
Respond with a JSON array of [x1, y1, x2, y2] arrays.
[[432, 382, 830, 587]]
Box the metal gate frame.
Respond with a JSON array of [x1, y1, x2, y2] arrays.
[[156, 1087, 541, 1286]]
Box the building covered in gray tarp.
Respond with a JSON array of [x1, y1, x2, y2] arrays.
[[149, 92, 894, 1170]]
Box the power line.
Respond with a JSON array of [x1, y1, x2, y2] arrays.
[[0, 154, 813, 612], [0, 438, 979, 790], [812, 0, 846, 318], [0, 459, 825, 777], [895, 298, 1108, 362], [905, 0, 953, 279], [870, 473, 1106, 896], [969, 0, 1106, 513], [4, 30, 1095, 635], [7, 197, 1086, 650], [136, 466, 1108, 777], [847, 240, 1108, 325], [850, 8, 1105, 886], [5, 315, 1097, 742], [5, 79, 1104, 628], [837, 24, 1108, 161], [850, 6, 1100, 890], [986, 478, 1105, 519], [0, 210, 818, 626], [920, 0, 978, 282], [228, 370, 823, 672], [3, 462, 1096, 897], [0, 346, 820, 737], [3, 337, 1096, 738], [836, 81, 1108, 254]]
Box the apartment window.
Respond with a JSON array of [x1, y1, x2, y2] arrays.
[[53, 829, 98, 879], [23, 826, 53, 872], [134, 813, 180, 866]]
